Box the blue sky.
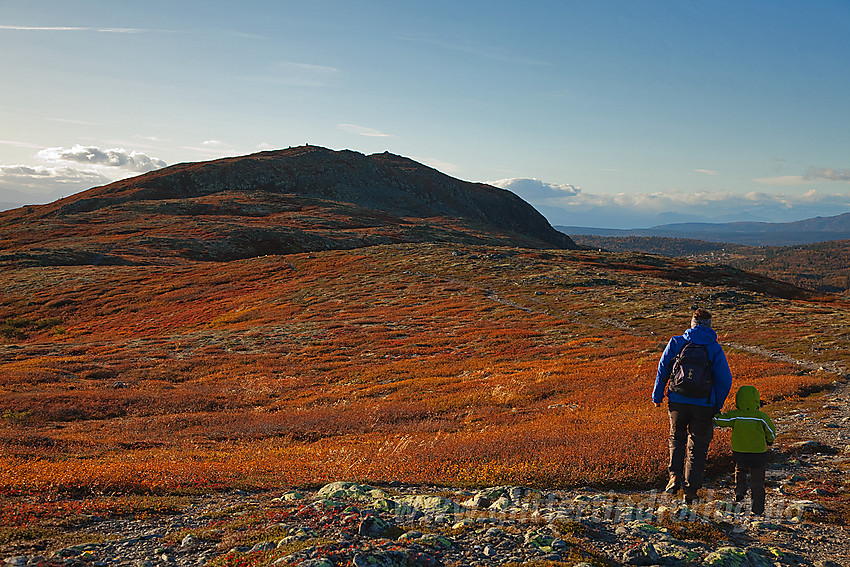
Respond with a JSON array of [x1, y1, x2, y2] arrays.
[[1, 1, 849, 228]]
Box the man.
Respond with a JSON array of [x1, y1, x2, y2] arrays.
[[652, 308, 733, 504]]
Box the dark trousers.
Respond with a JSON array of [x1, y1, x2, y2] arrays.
[[667, 401, 715, 495], [734, 451, 767, 514]]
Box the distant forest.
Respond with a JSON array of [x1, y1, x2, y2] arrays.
[[570, 235, 850, 295]]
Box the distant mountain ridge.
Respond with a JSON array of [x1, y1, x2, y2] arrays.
[[0, 146, 577, 265], [558, 212, 850, 246]]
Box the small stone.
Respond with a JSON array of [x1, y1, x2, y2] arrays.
[[397, 530, 422, 542], [358, 514, 394, 538], [452, 519, 475, 530], [485, 527, 504, 538]]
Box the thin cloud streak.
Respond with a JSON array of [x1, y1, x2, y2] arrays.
[[243, 61, 343, 88], [47, 117, 102, 126], [0, 24, 163, 33], [398, 34, 551, 67], [338, 124, 397, 138], [0, 140, 44, 149], [753, 175, 808, 186]]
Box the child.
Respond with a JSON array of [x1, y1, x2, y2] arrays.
[[714, 385, 776, 515]]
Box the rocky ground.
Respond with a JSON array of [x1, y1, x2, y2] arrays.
[[3, 379, 849, 567]]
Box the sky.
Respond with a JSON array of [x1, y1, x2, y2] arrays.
[[1, 1, 849, 228]]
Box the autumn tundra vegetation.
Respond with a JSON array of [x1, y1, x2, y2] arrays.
[[0, 148, 848, 545], [1, 243, 844, 506]]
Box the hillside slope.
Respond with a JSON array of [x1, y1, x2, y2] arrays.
[[0, 146, 577, 265], [572, 234, 850, 294]]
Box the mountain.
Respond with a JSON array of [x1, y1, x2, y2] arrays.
[[558, 212, 850, 246], [0, 146, 577, 265]]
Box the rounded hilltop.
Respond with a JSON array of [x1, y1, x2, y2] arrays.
[[0, 146, 578, 266]]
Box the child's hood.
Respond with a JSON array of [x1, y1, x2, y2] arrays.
[[735, 385, 761, 411]]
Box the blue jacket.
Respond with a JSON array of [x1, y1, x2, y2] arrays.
[[652, 324, 733, 410]]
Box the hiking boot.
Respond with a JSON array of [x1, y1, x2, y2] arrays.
[[734, 493, 746, 502], [664, 478, 681, 494], [684, 491, 699, 506]]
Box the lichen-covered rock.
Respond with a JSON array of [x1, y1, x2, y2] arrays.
[[702, 546, 748, 566], [397, 494, 458, 513], [417, 534, 454, 550], [524, 529, 554, 553], [280, 490, 306, 501], [317, 481, 380, 501], [653, 540, 700, 565]]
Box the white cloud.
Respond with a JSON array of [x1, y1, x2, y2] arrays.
[[0, 165, 111, 209], [805, 166, 850, 182], [753, 165, 850, 185], [202, 140, 226, 147], [490, 177, 580, 199], [338, 123, 397, 138], [38, 144, 166, 172], [694, 169, 719, 175], [0, 143, 167, 209], [0, 164, 108, 187], [488, 175, 850, 228]]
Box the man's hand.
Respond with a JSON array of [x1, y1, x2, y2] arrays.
[[653, 402, 661, 408]]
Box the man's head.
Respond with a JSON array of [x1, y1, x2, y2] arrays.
[[691, 308, 712, 328]]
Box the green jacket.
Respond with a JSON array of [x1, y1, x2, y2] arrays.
[[714, 385, 776, 453]]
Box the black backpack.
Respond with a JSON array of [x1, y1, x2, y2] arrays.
[[668, 341, 713, 400]]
